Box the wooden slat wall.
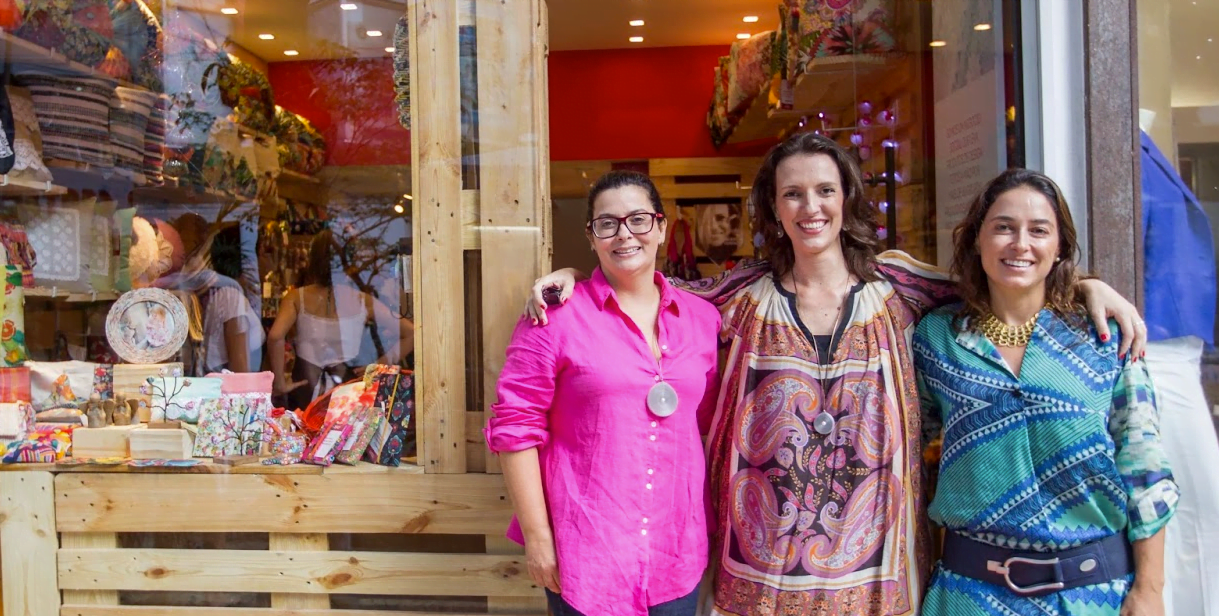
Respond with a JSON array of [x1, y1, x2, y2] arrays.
[[0, 472, 59, 616], [54, 473, 512, 534], [58, 550, 538, 597], [411, 0, 468, 474], [476, 0, 551, 476]]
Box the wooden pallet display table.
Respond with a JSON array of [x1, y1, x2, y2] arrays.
[[0, 462, 544, 616]]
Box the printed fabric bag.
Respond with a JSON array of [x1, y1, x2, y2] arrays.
[[193, 392, 267, 457], [363, 366, 415, 466], [0, 401, 34, 440], [334, 405, 386, 465], [147, 375, 221, 423], [0, 222, 37, 287], [27, 360, 97, 411]]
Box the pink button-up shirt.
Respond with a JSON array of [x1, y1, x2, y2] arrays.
[[485, 269, 721, 616]]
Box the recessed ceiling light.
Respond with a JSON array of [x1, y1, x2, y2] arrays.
[[629, 36, 644, 43], [340, 2, 357, 9], [220, 7, 238, 14], [974, 23, 992, 31], [929, 40, 947, 47], [259, 33, 275, 40], [366, 30, 383, 37], [385, 47, 395, 52], [629, 19, 644, 26], [736, 33, 751, 40], [283, 50, 299, 56], [743, 15, 759, 23]]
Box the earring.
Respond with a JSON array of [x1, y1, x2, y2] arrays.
[[777, 228, 785, 238]]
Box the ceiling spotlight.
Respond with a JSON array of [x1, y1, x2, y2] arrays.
[[340, 2, 357, 9], [283, 50, 299, 56], [736, 33, 751, 40], [259, 33, 275, 40], [743, 15, 759, 23], [629, 36, 644, 43], [366, 29, 383, 37], [221, 7, 238, 14], [629, 19, 644, 26], [393, 203, 405, 214], [929, 40, 947, 48], [403, 194, 413, 200], [974, 23, 992, 31], [385, 47, 395, 52]]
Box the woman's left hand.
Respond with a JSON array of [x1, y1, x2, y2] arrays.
[[1120, 582, 1164, 616], [1079, 279, 1147, 360]]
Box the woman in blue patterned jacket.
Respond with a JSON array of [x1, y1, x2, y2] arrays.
[[913, 168, 1179, 615]]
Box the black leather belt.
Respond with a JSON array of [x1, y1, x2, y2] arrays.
[[941, 532, 1133, 597]]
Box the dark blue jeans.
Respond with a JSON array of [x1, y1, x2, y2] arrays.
[[545, 585, 699, 616]]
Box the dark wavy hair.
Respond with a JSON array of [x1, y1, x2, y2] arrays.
[[751, 132, 880, 281], [586, 170, 664, 223], [950, 168, 1085, 329], [302, 228, 336, 288]]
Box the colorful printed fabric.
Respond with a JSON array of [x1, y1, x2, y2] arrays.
[[0, 401, 35, 440], [791, 0, 896, 76], [146, 375, 221, 423], [0, 266, 27, 366], [107, 0, 163, 92], [335, 404, 385, 465], [15, 72, 117, 167], [142, 94, 167, 184], [365, 368, 414, 466], [726, 31, 775, 114], [0, 221, 38, 287], [92, 363, 113, 400], [684, 252, 955, 616], [393, 14, 410, 129], [0, 366, 31, 403], [27, 360, 97, 411], [913, 307, 1178, 614], [193, 393, 266, 457], [15, 0, 112, 67]]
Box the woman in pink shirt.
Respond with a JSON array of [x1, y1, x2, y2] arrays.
[[485, 170, 722, 616]]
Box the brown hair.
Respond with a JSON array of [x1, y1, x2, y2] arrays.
[[950, 168, 1085, 329], [587, 170, 663, 223], [302, 228, 337, 288], [751, 132, 880, 281]]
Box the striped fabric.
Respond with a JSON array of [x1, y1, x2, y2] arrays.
[[15, 72, 116, 168], [143, 94, 168, 184], [111, 86, 157, 184], [913, 305, 1179, 614], [0, 367, 31, 403]]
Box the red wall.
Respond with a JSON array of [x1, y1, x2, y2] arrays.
[[267, 45, 774, 166]]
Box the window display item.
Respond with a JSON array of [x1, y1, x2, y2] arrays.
[[105, 288, 189, 363], [108, 0, 163, 92], [393, 14, 410, 129], [4, 86, 54, 185], [0, 366, 31, 403], [726, 31, 775, 114], [111, 86, 157, 183], [303, 419, 352, 467], [0, 401, 34, 440], [0, 223, 37, 287], [335, 405, 385, 465], [163, 28, 229, 147], [193, 392, 265, 457], [217, 57, 275, 133], [112, 362, 180, 421], [19, 198, 96, 293], [14, 72, 116, 167], [0, 265, 27, 366], [33, 407, 86, 425], [143, 94, 167, 184], [113, 207, 135, 292], [364, 366, 414, 466], [27, 360, 97, 411], [146, 375, 220, 423], [15, 0, 112, 68]]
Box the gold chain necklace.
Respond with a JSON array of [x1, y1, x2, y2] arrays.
[[978, 312, 1039, 347]]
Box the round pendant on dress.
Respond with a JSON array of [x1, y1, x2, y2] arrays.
[[647, 381, 679, 417], [813, 411, 836, 435]]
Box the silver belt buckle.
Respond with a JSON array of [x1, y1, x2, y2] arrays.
[[986, 556, 1065, 595]]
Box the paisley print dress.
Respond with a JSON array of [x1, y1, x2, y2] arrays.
[[685, 252, 954, 616]]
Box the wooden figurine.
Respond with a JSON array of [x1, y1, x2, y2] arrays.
[[85, 393, 107, 428], [111, 399, 133, 426]]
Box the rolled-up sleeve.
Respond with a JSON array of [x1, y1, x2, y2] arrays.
[[485, 317, 557, 454], [1108, 358, 1179, 541]]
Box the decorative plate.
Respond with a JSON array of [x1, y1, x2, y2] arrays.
[[106, 288, 189, 364]]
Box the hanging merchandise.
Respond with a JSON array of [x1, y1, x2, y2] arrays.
[[663, 216, 701, 281], [0, 266, 26, 367], [393, 14, 410, 129]]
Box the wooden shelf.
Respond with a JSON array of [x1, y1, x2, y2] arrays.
[[132, 178, 237, 205], [25, 287, 119, 302], [0, 174, 67, 197], [726, 54, 899, 144], [0, 29, 150, 93]]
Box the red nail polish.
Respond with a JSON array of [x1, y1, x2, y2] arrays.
[[1101, 334, 1110, 342]]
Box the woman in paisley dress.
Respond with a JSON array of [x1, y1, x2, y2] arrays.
[[525, 133, 1145, 616], [913, 169, 1176, 615]]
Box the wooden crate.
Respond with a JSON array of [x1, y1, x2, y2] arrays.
[[0, 466, 547, 616]]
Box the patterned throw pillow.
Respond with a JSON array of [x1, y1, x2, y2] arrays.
[[18, 199, 96, 293], [142, 94, 167, 184], [108, 0, 163, 92], [4, 86, 53, 184], [15, 72, 116, 167]]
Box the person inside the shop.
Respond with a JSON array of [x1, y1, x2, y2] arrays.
[[522, 133, 1148, 615], [485, 170, 721, 616], [155, 213, 264, 374], [267, 229, 414, 411], [914, 167, 1176, 615]]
